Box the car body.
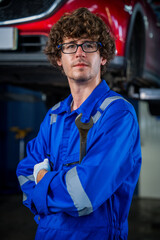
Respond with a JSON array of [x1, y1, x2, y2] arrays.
[[0, 0, 160, 102]]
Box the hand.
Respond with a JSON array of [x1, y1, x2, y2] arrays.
[[33, 158, 51, 184], [36, 169, 48, 184]]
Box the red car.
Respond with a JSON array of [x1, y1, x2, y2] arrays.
[[0, 0, 160, 107]]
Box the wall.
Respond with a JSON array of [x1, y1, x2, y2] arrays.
[[139, 101, 160, 198], [0, 85, 47, 193]]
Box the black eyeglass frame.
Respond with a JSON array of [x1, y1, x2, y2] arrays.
[[57, 41, 102, 54]]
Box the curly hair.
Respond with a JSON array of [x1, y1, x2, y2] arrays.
[[44, 7, 115, 75]]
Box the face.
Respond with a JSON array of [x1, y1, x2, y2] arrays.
[[57, 38, 107, 85]]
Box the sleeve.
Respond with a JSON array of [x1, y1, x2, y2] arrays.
[[31, 108, 142, 217], [16, 110, 51, 215]]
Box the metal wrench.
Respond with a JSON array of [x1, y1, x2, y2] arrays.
[[75, 113, 93, 164]]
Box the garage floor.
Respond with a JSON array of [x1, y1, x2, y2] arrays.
[[0, 194, 160, 240]]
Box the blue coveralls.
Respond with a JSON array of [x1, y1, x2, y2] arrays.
[[16, 80, 142, 240]]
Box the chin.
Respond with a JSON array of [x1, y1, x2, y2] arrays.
[[75, 78, 89, 83], [72, 74, 92, 83]]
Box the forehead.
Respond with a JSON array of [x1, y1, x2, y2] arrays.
[[62, 37, 96, 44]]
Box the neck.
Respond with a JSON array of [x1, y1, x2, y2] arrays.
[[69, 78, 101, 111]]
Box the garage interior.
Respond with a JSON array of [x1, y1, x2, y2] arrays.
[[0, 84, 160, 239], [1, 0, 160, 239]]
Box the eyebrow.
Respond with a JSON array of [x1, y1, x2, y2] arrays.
[[64, 41, 76, 44], [63, 40, 93, 44]]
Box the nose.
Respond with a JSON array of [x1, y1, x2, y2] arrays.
[[75, 45, 86, 57]]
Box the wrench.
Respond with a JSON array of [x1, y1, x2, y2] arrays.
[[75, 113, 93, 164]]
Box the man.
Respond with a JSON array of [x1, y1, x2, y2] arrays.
[[17, 8, 141, 240]]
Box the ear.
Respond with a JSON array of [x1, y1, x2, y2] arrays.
[[57, 58, 62, 67], [101, 57, 107, 66]]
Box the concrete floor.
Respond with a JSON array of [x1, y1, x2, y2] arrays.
[[128, 197, 160, 240], [0, 194, 160, 240]]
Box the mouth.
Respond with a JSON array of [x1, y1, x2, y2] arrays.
[[73, 62, 89, 67]]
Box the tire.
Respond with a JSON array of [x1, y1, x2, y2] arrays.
[[127, 12, 145, 83]]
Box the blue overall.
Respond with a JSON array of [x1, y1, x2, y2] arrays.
[[17, 80, 142, 240]]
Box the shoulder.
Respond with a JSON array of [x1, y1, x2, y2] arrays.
[[93, 90, 139, 132], [39, 101, 62, 128], [103, 90, 137, 119]]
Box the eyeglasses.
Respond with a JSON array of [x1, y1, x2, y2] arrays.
[[57, 41, 102, 54]]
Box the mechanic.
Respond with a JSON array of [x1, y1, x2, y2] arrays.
[[16, 7, 142, 240]]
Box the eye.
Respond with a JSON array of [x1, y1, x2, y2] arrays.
[[65, 44, 76, 50], [84, 42, 94, 49]]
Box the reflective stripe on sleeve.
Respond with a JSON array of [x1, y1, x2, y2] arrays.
[[100, 96, 124, 111], [23, 193, 27, 202], [92, 111, 101, 124], [50, 102, 60, 125], [50, 114, 57, 125], [66, 166, 93, 216], [93, 96, 129, 123], [18, 174, 35, 186], [51, 102, 60, 111]]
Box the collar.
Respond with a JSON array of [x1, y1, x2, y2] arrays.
[[51, 80, 110, 122]]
